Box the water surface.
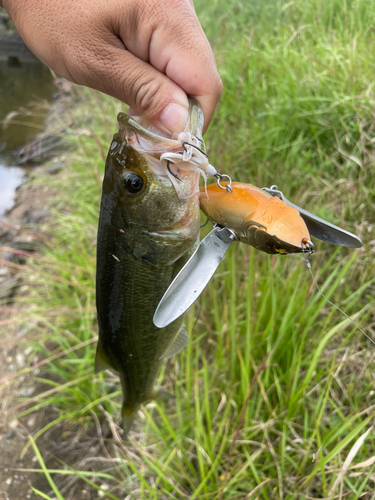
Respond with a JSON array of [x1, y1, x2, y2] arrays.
[[0, 161, 23, 217], [0, 59, 55, 219]]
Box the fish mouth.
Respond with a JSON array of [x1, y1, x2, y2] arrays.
[[117, 112, 182, 155], [117, 99, 204, 156], [117, 100, 205, 201]]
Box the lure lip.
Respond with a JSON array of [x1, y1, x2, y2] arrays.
[[262, 186, 363, 249], [153, 227, 237, 328]]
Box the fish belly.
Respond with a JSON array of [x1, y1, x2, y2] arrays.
[[96, 221, 188, 430]]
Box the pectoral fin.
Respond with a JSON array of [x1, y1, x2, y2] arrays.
[[161, 327, 189, 360], [94, 341, 112, 373], [150, 387, 176, 401]]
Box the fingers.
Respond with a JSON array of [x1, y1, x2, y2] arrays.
[[116, 0, 222, 133], [67, 40, 193, 134]]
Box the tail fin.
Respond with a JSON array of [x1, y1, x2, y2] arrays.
[[122, 404, 138, 436], [121, 388, 174, 435]]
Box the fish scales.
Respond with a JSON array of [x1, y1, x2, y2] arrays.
[[97, 250, 186, 406], [96, 102, 202, 433]]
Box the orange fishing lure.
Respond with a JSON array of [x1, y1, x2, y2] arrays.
[[199, 182, 312, 255]]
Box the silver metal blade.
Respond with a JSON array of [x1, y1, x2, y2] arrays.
[[153, 227, 237, 328], [263, 186, 362, 248], [284, 197, 362, 248]]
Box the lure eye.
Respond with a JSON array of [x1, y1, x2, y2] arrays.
[[274, 247, 287, 254], [122, 171, 145, 195]]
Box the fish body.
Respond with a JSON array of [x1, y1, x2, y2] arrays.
[[96, 102, 202, 432], [199, 182, 311, 254]]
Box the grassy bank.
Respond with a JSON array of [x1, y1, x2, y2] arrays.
[[3, 0, 375, 498]]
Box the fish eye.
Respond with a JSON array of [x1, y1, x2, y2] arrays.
[[122, 171, 145, 195]]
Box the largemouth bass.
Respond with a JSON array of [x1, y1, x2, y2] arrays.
[[96, 101, 202, 433], [199, 182, 312, 254]]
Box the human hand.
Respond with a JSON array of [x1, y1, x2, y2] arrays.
[[2, 0, 222, 134]]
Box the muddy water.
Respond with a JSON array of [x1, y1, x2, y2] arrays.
[[0, 60, 55, 219]]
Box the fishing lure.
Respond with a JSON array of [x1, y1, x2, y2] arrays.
[[199, 181, 313, 255], [154, 178, 362, 328]]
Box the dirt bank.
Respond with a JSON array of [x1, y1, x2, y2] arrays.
[[0, 8, 38, 63], [0, 86, 74, 500], [0, 169, 62, 500]]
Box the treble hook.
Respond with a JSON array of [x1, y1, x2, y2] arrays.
[[181, 141, 208, 157], [166, 160, 181, 181], [200, 217, 210, 228]]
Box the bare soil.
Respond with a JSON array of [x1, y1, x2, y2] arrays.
[[0, 172, 58, 500]]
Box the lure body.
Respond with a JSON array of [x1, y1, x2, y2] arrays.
[[199, 182, 311, 254]]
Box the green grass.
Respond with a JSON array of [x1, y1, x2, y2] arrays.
[[2, 0, 375, 498]]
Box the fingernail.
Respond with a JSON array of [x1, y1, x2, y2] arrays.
[[160, 102, 189, 133]]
